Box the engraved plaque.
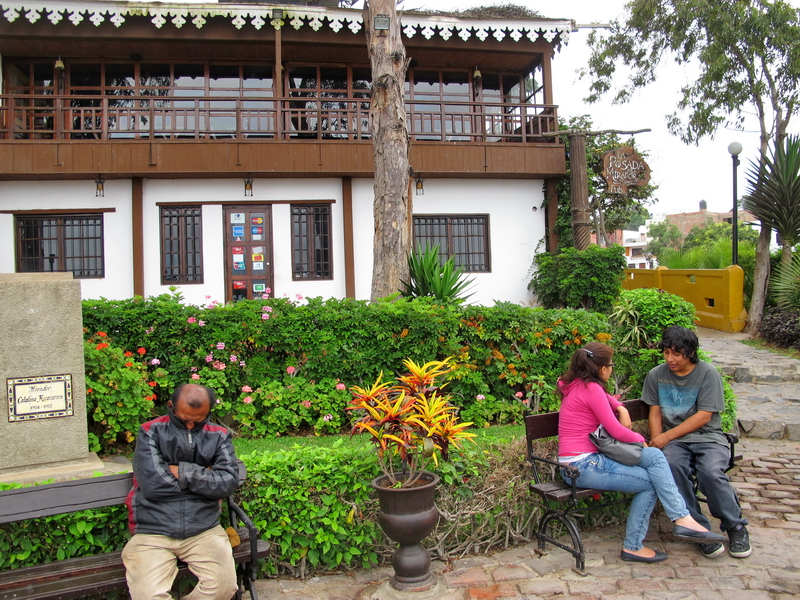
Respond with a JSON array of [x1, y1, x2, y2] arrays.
[[7, 374, 73, 421]]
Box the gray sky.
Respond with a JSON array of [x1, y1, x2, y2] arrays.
[[360, 0, 800, 219]]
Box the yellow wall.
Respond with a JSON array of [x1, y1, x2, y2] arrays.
[[622, 266, 747, 333]]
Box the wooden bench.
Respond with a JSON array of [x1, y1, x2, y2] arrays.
[[524, 398, 739, 571], [0, 466, 270, 600]]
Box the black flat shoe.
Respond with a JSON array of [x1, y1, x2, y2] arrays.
[[620, 549, 668, 563], [673, 525, 726, 543]]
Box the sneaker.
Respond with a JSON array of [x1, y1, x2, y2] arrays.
[[698, 542, 725, 558], [728, 525, 752, 558]]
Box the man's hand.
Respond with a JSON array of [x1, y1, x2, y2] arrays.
[[650, 432, 671, 449], [169, 465, 179, 479]]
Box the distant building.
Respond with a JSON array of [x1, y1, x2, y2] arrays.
[[663, 201, 755, 237]]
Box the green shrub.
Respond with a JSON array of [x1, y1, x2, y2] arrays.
[[400, 243, 475, 303], [760, 307, 800, 349], [528, 245, 626, 311], [83, 332, 166, 453], [609, 288, 696, 349]]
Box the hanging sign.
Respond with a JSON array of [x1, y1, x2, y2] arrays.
[[602, 145, 651, 194], [233, 281, 247, 289]]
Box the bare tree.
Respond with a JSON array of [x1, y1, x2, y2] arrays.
[[363, 0, 411, 301]]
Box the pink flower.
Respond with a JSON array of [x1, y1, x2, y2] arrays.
[[205, 354, 214, 363], [336, 383, 346, 390], [323, 414, 333, 422], [515, 391, 523, 398], [145, 326, 155, 334], [191, 373, 201, 380], [476, 394, 485, 400], [230, 355, 238, 362], [150, 358, 161, 365], [261, 314, 270, 320], [296, 294, 304, 301], [286, 366, 295, 375], [241, 385, 252, 393], [265, 288, 272, 295], [187, 317, 197, 324], [522, 399, 530, 406], [239, 361, 246, 367], [213, 360, 226, 370], [198, 321, 206, 326], [190, 367, 198, 372], [243, 396, 253, 404], [216, 342, 225, 350], [205, 295, 212, 299], [262, 305, 272, 312], [301, 400, 312, 408]]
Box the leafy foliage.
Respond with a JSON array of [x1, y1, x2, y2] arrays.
[[646, 220, 682, 259], [348, 358, 476, 487], [83, 332, 165, 453], [683, 221, 759, 251], [761, 307, 800, 349], [770, 252, 800, 311], [743, 134, 800, 265], [529, 245, 626, 311], [400, 243, 475, 303]]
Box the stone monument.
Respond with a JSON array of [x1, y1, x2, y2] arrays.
[[0, 272, 103, 483]]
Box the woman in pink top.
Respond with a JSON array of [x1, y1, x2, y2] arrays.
[[558, 342, 724, 563]]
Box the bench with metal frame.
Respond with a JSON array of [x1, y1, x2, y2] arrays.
[[0, 465, 270, 600], [524, 398, 739, 571]]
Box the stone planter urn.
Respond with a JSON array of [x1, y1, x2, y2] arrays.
[[371, 471, 440, 592]]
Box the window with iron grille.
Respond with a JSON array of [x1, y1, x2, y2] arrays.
[[291, 204, 332, 280], [16, 214, 104, 278], [160, 206, 203, 284], [413, 215, 490, 272]]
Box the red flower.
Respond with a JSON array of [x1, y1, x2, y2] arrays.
[[137, 347, 146, 355], [124, 351, 133, 357], [87, 388, 93, 394], [95, 343, 109, 350], [125, 362, 133, 367], [592, 493, 602, 501], [148, 381, 157, 387], [97, 331, 107, 337]]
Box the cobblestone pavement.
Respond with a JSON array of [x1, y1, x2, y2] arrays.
[[249, 329, 800, 600]]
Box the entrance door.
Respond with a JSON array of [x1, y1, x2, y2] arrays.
[[223, 205, 274, 302]]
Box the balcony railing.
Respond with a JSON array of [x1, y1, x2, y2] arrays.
[[0, 95, 558, 144]]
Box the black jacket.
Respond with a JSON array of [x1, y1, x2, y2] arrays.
[[126, 410, 239, 539]]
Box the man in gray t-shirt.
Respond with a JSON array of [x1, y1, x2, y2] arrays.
[[642, 327, 750, 559]]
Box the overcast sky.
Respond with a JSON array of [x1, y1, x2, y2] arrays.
[[358, 0, 800, 219]]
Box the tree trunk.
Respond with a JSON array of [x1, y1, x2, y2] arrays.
[[745, 225, 772, 334], [568, 133, 592, 250], [364, 0, 411, 301]]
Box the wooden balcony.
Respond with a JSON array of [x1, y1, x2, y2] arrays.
[[0, 95, 566, 180]]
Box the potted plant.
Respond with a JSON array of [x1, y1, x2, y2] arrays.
[[348, 358, 475, 591]]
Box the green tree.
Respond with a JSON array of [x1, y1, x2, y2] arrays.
[[646, 220, 682, 260], [743, 134, 800, 268], [582, 0, 800, 333], [555, 115, 657, 249], [683, 221, 759, 251]]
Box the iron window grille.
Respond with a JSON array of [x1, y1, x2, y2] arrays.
[[413, 214, 490, 273], [16, 214, 105, 278], [291, 204, 332, 280], [160, 206, 203, 284]]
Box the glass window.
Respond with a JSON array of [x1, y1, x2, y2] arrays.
[[160, 206, 203, 284], [15, 214, 104, 278], [413, 215, 490, 272], [291, 204, 332, 280]]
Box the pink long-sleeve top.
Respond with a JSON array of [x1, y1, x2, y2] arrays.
[[557, 379, 645, 458]]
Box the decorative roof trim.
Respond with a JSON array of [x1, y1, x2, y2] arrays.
[[0, 0, 573, 42]]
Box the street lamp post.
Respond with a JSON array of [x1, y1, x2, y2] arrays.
[[728, 141, 743, 266]]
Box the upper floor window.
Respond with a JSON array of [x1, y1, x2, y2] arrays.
[[160, 206, 203, 285], [16, 213, 104, 278], [291, 204, 332, 280], [413, 215, 490, 273]]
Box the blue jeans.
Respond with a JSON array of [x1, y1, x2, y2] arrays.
[[661, 441, 747, 533], [561, 447, 690, 551]]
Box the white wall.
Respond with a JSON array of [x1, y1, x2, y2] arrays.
[[353, 178, 546, 306], [0, 180, 135, 299], [1, 176, 546, 306]]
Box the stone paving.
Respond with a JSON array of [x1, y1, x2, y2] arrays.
[[248, 328, 800, 600]]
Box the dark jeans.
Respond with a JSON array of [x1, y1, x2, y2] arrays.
[[662, 440, 747, 533]]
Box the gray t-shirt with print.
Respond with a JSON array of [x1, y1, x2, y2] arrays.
[[641, 360, 727, 447]]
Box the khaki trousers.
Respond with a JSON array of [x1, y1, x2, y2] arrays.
[[121, 524, 238, 600]]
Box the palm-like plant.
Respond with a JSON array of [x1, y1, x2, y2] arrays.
[[400, 244, 475, 303], [743, 135, 800, 267], [770, 253, 800, 311], [348, 358, 476, 487]]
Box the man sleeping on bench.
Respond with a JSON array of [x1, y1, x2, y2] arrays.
[[122, 383, 240, 600]]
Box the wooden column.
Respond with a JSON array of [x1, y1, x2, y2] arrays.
[[131, 177, 144, 297], [342, 177, 356, 298], [568, 132, 591, 250]]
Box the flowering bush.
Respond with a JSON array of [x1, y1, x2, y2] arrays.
[[229, 367, 351, 437], [348, 358, 476, 487], [83, 332, 168, 454]]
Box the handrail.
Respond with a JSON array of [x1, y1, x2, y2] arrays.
[[0, 94, 559, 143]]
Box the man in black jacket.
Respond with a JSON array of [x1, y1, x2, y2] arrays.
[[122, 383, 240, 600]]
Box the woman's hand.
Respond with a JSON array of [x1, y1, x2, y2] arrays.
[[615, 405, 632, 429]]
